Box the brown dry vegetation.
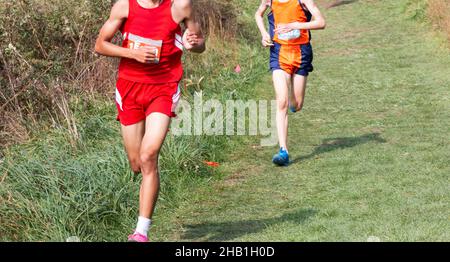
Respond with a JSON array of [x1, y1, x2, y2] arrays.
[[427, 0, 450, 41]]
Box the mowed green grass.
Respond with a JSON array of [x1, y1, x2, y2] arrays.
[[163, 0, 450, 241]]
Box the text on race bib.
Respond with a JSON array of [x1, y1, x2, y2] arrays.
[[126, 33, 163, 64], [278, 29, 301, 41]]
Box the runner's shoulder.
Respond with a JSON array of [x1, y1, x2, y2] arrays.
[[172, 0, 193, 11], [171, 0, 193, 22], [111, 0, 129, 19]]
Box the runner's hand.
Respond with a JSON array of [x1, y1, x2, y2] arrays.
[[131, 46, 157, 63], [262, 32, 274, 47], [275, 23, 296, 34], [183, 29, 203, 50]]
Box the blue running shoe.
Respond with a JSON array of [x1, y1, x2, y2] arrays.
[[289, 105, 297, 113], [288, 102, 298, 113], [272, 147, 289, 166]]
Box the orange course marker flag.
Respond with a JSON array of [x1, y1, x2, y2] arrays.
[[204, 161, 220, 167]]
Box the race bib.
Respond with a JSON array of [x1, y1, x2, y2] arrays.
[[126, 33, 162, 64], [278, 29, 301, 41]]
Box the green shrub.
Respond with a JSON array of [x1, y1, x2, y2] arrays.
[[404, 0, 428, 21]]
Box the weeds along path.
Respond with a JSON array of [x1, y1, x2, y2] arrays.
[[162, 0, 450, 241]]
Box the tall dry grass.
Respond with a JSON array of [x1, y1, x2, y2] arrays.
[[0, 0, 115, 148]]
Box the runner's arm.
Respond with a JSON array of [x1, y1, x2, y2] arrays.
[[94, 0, 156, 63], [174, 0, 206, 53], [275, 0, 326, 34], [255, 0, 270, 37], [255, 0, 274, 47]]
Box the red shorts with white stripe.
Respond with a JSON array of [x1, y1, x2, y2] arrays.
[[115, 78, 181, 126]]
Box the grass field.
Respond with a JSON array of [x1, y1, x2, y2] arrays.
[[163, 0, 450, 241], [1, 0, 449, 242]]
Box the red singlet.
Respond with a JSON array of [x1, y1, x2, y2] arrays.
[[118, 0, 184, 84]]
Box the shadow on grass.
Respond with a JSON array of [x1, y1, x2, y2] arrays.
[[327, 0, 358, 9], [291, 132, 386, 165], [180, 208, 317, 241]]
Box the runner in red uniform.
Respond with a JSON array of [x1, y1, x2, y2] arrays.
[[95, 0, 205, 242]]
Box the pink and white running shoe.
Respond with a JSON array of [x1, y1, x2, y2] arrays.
[[128, 233, 148, 243]]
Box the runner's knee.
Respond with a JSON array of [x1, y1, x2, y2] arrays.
[[140, 148, 159, 166], [132, 167, 141, 174], [277, 98, 288, 111], [129, 158, 141, 174]]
